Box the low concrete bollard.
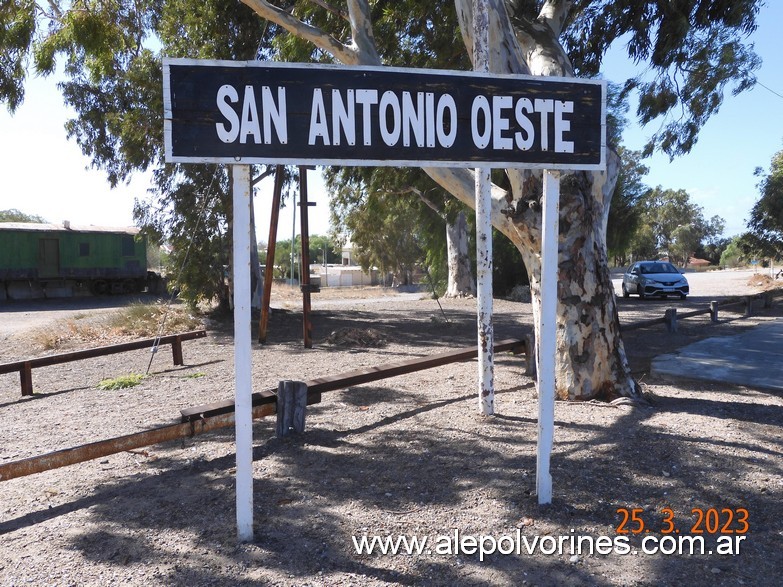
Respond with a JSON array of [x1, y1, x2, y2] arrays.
[[665, 308, 678, 334], [710, 301, 719, 323]]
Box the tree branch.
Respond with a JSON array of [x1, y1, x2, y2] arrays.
[[240, 0, 360, 64], [537, 0, 571, 38], [413, 190, 447, 221], [456, 0, 529, 74], [306, 0, 348, 22], [507, 0, 574, 77], [345, 0, 381, 65], [421, 167, 516, 241]]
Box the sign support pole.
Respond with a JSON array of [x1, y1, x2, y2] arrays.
[[232, 164, 254, 541], [473, 0, 494, 415], [536, 169, 560, 504]]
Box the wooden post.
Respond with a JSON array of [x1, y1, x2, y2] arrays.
[[172, 335, 184, 366], [710, 301, 719, 323], [21, 362, 33, 396], [259, 165, 284, 344], [664, 308, 678, 334], [276, 380, 308, 437], [299, 166, 315, 349], [524, 333, 536, 377], [745, 296, 753, 317]]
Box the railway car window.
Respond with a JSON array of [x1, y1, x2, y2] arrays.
[[121, 235, 134, 256], [79, 243, 90, 257]]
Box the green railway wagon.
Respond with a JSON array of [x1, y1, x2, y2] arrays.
[[0, 222, 149, 299]]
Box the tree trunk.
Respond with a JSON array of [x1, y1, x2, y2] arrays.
[[241, 0, 643, 400], [445, 211, 476, 298], [447, 0, 641, 400], [517, 166, 639, 400]]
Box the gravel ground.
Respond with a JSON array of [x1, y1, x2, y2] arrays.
[[1, 270, 782, 586]]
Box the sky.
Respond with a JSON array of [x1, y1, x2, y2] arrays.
[[1, 3, 782, 242]]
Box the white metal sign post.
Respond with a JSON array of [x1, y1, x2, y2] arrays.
[[536, 169, 560, 504], [232, 165, 254, 541], [473, 0, 494, 415]]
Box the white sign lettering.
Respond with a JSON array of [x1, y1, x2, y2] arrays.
[[216, 84, 287, 145], [166, 60, 605, 169]]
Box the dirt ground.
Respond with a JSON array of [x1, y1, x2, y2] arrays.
[[1, 272, 782, 587]]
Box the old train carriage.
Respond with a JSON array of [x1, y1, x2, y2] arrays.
[[0, 222, 149, 299]]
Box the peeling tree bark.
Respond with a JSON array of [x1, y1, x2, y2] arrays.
[[446, 211, 476, 298], [242, 0, 642, 401]]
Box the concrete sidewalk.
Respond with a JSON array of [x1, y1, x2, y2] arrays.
[[651, 318, 783, 391]]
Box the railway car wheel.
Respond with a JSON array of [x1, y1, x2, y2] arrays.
[[91, 279, 109, 296]]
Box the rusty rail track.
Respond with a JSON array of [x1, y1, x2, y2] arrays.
[[0, 337, 526, 482], [0, 330, 207, 396]]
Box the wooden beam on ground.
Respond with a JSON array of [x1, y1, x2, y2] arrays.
[[1, 338, 525, 482], [0, 330, 207, 396], [181, 337, 525, 422], [0, 403, 276, 482]]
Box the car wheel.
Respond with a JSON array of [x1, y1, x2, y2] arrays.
[[679, 293, 687, 300], [637, 285, 646, 300], [622, 283, 629, 298]]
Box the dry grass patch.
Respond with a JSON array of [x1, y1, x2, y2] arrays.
[[31, 302, 203, 352]]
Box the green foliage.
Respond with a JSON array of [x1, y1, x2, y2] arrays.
[[697, 236, 731, 265], [561, 0, 762, 158], [629, 187, 726, 265], [327, 168, 434, 285], [746, 147, 783, 258], [719, 237, 745, 267], [628, 223, 659, 262], [606, 147, 647, 264], [0, 0, 36, 113], [0, 208, 46, 223], [271, 235, 337, 280], [0, 0, 763, 303], [133, 164, 232, 308], [308, 234, 340, 265], [604, 83, 648, 265], [98, 373, 145, 390]]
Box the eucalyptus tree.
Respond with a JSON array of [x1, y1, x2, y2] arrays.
[[636, 187, 725, 265], [1, 0, 763, 399], [745, 146, 783, 259], [0, 209, 46, 223], [237, 0, 761, 400], [0, 0, 272, 308]]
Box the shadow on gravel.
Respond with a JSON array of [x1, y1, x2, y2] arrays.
[[3, 296, 782, 585], [3, 374, 781, 586]]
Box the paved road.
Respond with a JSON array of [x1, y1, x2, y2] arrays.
[[611, 268, 770, 300], [651, 317, 783, 391]]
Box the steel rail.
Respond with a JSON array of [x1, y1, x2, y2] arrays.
[[0, 330, 207, 396], [0, 337, 526, 482]]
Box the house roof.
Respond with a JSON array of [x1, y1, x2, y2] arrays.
[[0, 222, 140, 235]]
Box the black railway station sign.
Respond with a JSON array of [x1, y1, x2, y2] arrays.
[[163, 58, 605, 170]]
